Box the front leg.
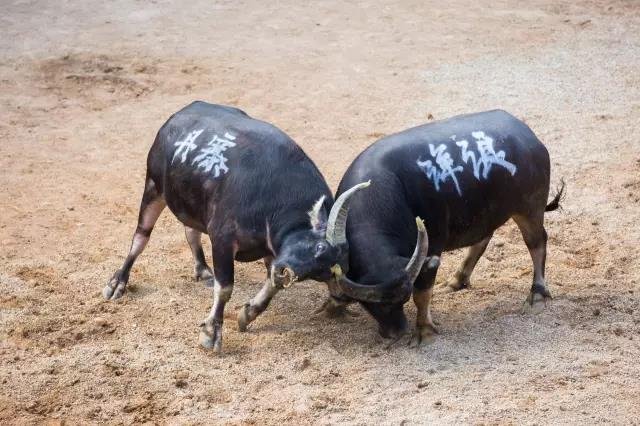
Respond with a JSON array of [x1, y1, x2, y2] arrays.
[[313, 276, 358, 318], [199, 239, 235, 352], [313, 290, 358, 318], [411, 256, 441, 346], [238, 257, 280, 331]]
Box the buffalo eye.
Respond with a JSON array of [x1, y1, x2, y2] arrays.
[[314, 241, 329, 258]]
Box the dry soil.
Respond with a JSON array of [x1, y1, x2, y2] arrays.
[[1, 0, 639, 424]]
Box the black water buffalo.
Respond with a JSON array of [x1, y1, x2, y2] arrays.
[[103, 101, 397, 351], [327, 109, 564, 342]]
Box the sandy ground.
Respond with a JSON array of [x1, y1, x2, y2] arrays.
[[1, 0, 639, 424]]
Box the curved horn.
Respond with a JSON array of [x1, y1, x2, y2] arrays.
[[325, 180, 371, 247], [405, 217, 429, 283], [333, 217, 429, 303]]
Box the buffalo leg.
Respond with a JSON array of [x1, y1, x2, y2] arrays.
[[314, 278, 356, 318], [104, 178, 165, 300], [513, 213, 551, 308], [237, 257, 279, 332], [199, 237, 235, 351], [313, 294, 355, 318], [184, 226, 214, 284], [411, 256, 441, 345], [441, 234, 493, 293]]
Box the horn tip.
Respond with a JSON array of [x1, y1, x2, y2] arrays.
[[415, 216, 426, 232], [331, 264, 343, 278]]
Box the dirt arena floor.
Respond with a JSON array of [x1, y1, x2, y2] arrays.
[[1, 0, 639, 424]]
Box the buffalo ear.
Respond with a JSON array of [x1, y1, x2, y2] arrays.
[[308, 195, 328, 235]]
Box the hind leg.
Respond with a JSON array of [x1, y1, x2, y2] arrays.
[[513, 213, 551, 311], [104, 177, 166, 300], [184, 226, 214, 284], [440, 233, 493, 293]]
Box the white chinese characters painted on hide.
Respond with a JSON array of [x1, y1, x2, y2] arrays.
[[416, 144, 463, 194], [172, 129, 237, 178], [456, 131, 517, 179], [417, 131, 517, 196], [172, 129, 204, 164], [192, 132, 237, 177]]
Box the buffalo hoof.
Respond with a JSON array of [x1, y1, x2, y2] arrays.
[[313, 297, 359, 319], [103, 273, 127, 300], [522, 290, 552, 314], [408, 323, 439, 348], [195, 265, 214, 284], [381, 325, 412, 350], [199, 323, 222, 352], [439, 276, 469, 294], [237, 303, 253, 332]]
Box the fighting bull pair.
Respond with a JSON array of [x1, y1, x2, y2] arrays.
[[104, 101, 564, 351]]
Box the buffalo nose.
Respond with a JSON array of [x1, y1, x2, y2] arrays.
[[272, 265, 296, 289], [273, 265, 286, 277]]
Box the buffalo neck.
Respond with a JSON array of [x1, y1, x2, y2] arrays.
[[267, 212, 313, 255]]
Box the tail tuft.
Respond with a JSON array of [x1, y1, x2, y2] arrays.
[[545, 178, 566, 212]]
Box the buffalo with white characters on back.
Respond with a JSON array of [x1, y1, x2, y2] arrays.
[[102, 101, 425, 352], [324, 109, 565, 343]]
